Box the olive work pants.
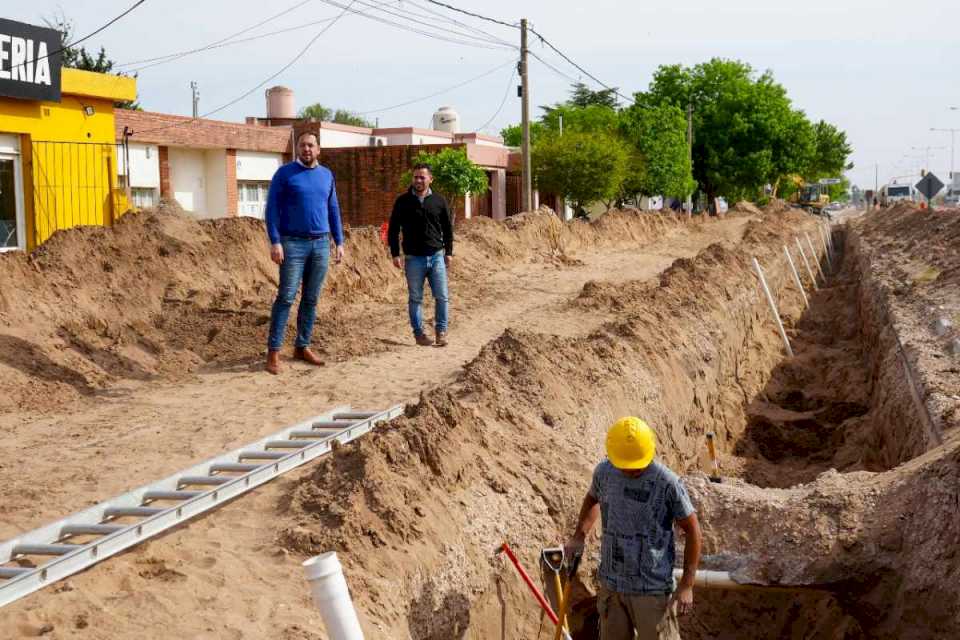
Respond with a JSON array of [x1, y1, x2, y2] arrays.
[[597, 583, 681, 640]]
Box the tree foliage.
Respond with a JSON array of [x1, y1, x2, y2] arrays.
[[532, 131, 629, 212], [45, 15, 140, 110], [298, 103, 373, 128], [619, 103, 695, 198], [400, 148, 488, 218], [633, 58, 849, 200], [567, 82, 620, 109]]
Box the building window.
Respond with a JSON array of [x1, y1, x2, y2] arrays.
[[238, 181, 271, 218], [131, 187, 158, 209]]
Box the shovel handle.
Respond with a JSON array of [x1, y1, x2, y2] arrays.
[[706, 433, 718, 463]]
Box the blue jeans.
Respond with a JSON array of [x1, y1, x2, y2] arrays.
[[267, 235, 330, 351], [405, 251, 449, 335]]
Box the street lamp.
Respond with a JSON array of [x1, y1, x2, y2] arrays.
[[930, 128, 958, 179]]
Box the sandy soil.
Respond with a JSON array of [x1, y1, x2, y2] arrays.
[[5, 203, 954, 640], [1, 207, 751, 638]]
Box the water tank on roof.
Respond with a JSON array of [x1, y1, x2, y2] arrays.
[[266, 86, 295, 119], [432, 106, 460, 134]]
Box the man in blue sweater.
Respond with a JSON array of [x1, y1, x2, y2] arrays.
[[264, 131, 344, 375]]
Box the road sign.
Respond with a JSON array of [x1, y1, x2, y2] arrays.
[[818, 178, 843, 185], [915, 173, 945, 200]]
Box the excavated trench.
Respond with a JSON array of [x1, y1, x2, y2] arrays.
[[552, 226, 934, 639], [279, 213, 946, 639]]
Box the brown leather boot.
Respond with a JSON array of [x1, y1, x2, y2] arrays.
[[294, 346, 325, 366], [415, 333, 434, 346], [265, 350, 281, 375], [435, 331, 448, 347]]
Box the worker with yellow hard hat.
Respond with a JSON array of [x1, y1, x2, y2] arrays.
[[565, 417, 702, 640]]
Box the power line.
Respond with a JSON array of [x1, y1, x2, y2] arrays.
[[420, 0, 517, 29], [528, 26, 632, 104], [356, 58, 515, 114], [529, 50, 580, 85], [403, 0, 514, 47], [477, 66, 516, 133], [38, 0, 149, 64], [117, 0, 319, 69], [417, 0, 631, 102], [347, 0, 514, 47], [132, 0, 360, 137], [315, 0, 514, 49]]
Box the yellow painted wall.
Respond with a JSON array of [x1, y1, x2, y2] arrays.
[[0, 69, 136, 249]]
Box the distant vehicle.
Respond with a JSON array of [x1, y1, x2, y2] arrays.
[[879, 183, 917, 206], [821, 202, 844, 218], [796, 182, 830, 214]]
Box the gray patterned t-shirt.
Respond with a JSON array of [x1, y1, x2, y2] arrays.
[[589, 459, 695, 594]]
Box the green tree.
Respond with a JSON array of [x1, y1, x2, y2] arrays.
[[532, 131, 629, 213], [500, 122, 545, 147], [45, 14, 140, 110], [634, 58, 835, 201], [567, 82, 619, 109], [298, 103, 373, 128], [805, 120, 853, 180], [400, 148, 488, 219], [619, 103, 695, 199]]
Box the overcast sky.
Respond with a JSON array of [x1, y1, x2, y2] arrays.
[[11, 0, 959, 189]]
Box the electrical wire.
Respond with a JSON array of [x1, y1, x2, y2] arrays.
[[118, 0, 320, 69], [356, 58, 515, 114], [403, 0, 515, 47], [528, 26, 632, 104], [348, 0, 513, 47], [420, 0, 517, 29], [131, 0, 360, 137], [529, 50, 580, 85], [36, 0, 149, 64], [416, 0, 631, 102], [476, 66, 516, 133], [314, 0, 514, 49]]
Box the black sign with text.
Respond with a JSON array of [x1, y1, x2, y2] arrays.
[[0, 18, 62, 103]]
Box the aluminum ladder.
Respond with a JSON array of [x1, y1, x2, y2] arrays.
[[0, 405, 402, 608]]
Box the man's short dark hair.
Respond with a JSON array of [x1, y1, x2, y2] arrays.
[[297, 131, 319, 145], [412, 162, 432, 174]]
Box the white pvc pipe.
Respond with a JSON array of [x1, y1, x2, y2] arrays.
[[805, 233, 826, 281], [303, 552, 365, 640], [795, 238, 819, 290], [783, 245, 808, 306], [819, 226, 833, 272], [752, 257, 794, 357], [672, 569, 806, 592]]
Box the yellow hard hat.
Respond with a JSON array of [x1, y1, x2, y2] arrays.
[[606, 417, 656, 469]]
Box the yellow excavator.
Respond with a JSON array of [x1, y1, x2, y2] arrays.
[[787, 176, 830, 214]]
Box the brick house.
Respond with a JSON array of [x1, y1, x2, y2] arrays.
[[114, 111, 509, 227]]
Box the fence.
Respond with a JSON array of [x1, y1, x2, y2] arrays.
[[29, 140, 129, 247]]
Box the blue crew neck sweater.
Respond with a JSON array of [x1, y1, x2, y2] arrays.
[[265, 162, 344, 246]]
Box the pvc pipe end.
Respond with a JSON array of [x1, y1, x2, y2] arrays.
[[303, 551, 342, 582]]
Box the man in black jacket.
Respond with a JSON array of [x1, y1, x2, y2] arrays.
[[388, 163, 453, 347]]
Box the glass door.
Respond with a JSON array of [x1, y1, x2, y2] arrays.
[[0, 155, 25, 251]]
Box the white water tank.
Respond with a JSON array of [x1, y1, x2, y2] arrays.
[[432, 106, 460, 133], [266, 86, 296, 119]]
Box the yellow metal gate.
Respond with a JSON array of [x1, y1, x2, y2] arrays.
[[29, 140, 128, 247]]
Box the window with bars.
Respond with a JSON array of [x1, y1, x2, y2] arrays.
[[238, 181, 270, 218]]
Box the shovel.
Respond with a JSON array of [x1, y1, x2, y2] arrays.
[[541, 547, 566, 631], [553, 550, 583, 640], [706, 432, 722, 483]]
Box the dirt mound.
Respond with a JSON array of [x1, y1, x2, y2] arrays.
[[273, 216, 824, 639], [0, 208, 680, 414], [730, 200, 763, 216]]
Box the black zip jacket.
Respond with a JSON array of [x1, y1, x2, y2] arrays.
[[388, 189, 454, 258]]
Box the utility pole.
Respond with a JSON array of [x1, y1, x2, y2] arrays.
[[520, 18, 532, 212], [685, 103, 693, 214], [190, 81, 199, 119]]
